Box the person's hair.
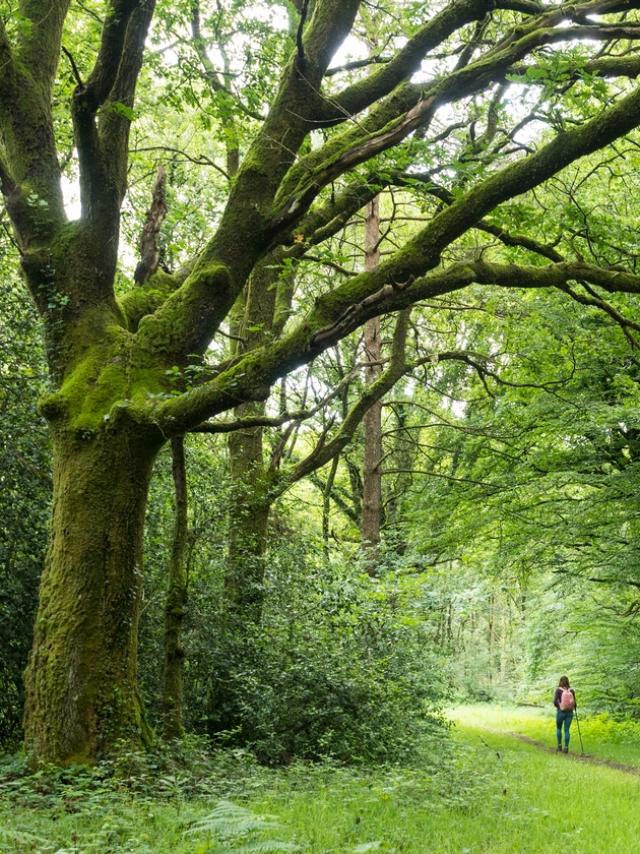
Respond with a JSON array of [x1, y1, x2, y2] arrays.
[[559, 675, 570, 688]]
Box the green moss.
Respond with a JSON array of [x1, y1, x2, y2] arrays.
[[24, 429, 160, 765], [119, 270, 181, 331], [45, 307, 169, 432], [134, 262, 233, 359]]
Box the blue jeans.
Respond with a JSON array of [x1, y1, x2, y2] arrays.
[[556, 709, 573, 747]]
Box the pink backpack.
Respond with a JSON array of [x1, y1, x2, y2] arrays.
[[559, 688, 575, 711]]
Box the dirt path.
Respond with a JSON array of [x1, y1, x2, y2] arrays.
[[510, 731, 640, 777]]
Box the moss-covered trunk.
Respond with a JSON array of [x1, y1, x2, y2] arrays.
[[23, 425, 160, 765]]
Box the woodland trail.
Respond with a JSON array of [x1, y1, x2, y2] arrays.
[[442, 705, 640, 852], [453, 703, 640, 778], [509, 731, 640, 777]]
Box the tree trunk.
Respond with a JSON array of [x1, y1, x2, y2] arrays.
[[161, 436, 189, 739], [322, 455, 340, 559], [385, 400, 416, 553], [361, 197, 382, 574], [23, 425, 160, 765], [226, 402, 271, 619]]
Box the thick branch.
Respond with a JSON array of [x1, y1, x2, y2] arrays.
[[153, 251, 640, 436], [326, 0, 492, 120], [0, 13, 65, 245], [74, 0, 155, 224], [16, 0, 71, 88], [276, 0, 640, 221], [82, 0, 142, 110], [131, 0, 361, 361]]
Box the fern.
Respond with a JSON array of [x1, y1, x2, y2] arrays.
[[185, 799, 280, 838], [184, 799, 300, 852], [0, 825, 53, 846], [229, 843, 300, 853]]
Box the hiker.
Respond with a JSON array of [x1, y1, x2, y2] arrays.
[[553, 675, 577, 753]]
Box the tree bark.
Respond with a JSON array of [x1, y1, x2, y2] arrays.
[[161, 435, 189, 739], [361, 197, 383, 574], [385, 400, 417, 553], [223, 255, 293, 620], [322, 455, 340, 558], [23, 425, 160, 765], [226, 405, 271, 619]]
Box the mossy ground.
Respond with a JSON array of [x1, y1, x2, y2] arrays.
[[1, 705, 639, 852]]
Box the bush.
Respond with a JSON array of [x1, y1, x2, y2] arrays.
[[192, 542, 448, 764]]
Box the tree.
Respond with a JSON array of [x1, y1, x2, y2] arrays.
[[3, 0, 640, 764], [361, 198, 384, 572]]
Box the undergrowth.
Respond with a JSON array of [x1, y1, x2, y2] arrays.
[[0, 729, 474, 853], [3, 708, 640, 853]]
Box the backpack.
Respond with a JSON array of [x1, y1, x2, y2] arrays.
[[559, 688, 575, 711]]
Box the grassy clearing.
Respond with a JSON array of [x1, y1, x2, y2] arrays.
[[454, 703, 640, 768], [1, 706, 640, 853]]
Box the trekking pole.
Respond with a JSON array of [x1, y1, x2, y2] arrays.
[[574, 708, 585, 755]]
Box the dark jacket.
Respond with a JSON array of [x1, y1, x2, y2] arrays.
[[554, 686, 576, 710]]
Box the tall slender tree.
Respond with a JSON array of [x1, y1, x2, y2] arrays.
[[361, 198, 383, 572]]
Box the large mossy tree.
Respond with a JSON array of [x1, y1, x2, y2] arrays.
[[3, 0, 640, 764]]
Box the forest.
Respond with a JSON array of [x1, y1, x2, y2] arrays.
[[2, 0, 640, 850]]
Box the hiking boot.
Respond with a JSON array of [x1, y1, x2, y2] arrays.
[[556, 745, 562, 752], [563, 747, 569, 753]]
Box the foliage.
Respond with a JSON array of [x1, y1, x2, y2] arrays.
[[0, 261, 50, 744], [140, 507, 448, 763], [184, 800, 300, 852]]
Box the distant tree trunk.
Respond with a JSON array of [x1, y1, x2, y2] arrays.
[[361, 197, 382, 574], [322, 455, 340, 558], [226, 404, 271, 619], [385, 399, 416, 553], [161, 435, 189, 738], [224, 256, 293, 620]]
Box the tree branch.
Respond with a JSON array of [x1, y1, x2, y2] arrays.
[[131, 0, 362, 362], [16, 0, 71, 88], [324, 0, 494, 122], [134, 166, 168, 284], [0, 10, 65, 246], [73, 0, 155, 224], [272, 308, 411, 493], [274, 0, 638, 228]]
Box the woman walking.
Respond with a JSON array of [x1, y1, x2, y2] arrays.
[[554, 675, 577, 753]]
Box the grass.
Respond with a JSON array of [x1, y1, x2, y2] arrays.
[[1, 706, 640, 852], [454, 703, 640, 768]]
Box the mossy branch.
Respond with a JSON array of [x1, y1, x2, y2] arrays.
[[323, 0, 554, 124], [153, 254, 640, 435], [16, 0, 71, 88], [81, 0, 143, 110], [130, 1, 361, 361], [99, 0, 156, 201], [324, 0, 493, 123], [74, 0, 155, 224], [0, 9, 66, 248], [275, 0, 640, 218]]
